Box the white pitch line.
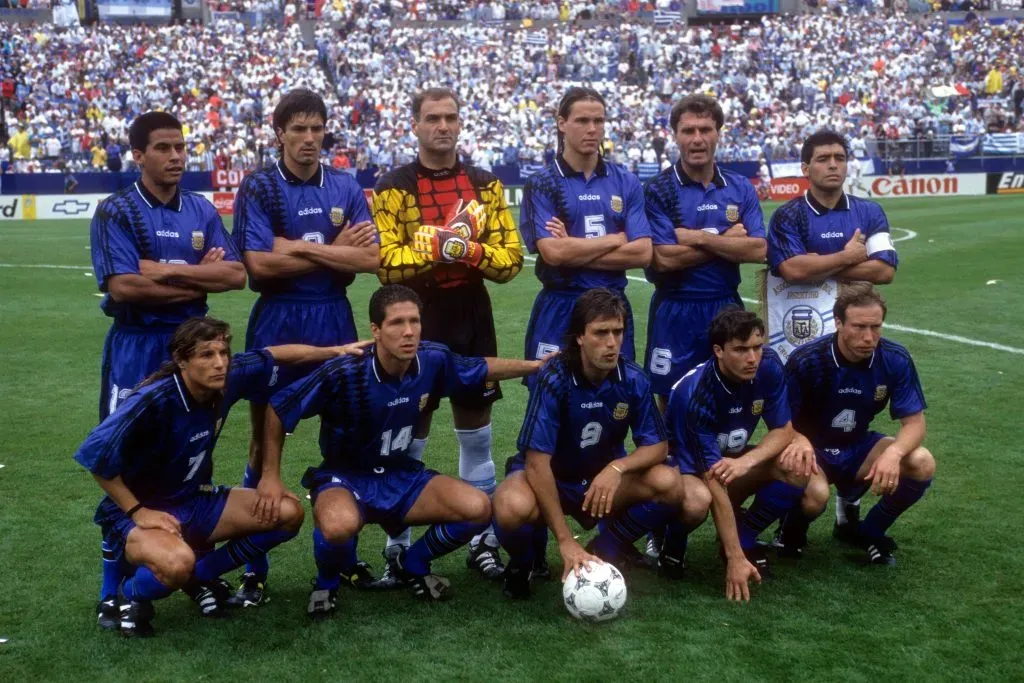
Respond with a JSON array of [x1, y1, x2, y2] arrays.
[[0, 263, 91, 270], [520, 254, 1024, 356]]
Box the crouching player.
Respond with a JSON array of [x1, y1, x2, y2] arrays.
[[74, 317, 370, 636], [493, 289, 697, 599], [775, 283, 934, 565], [260, 285, 547, 615], [663, 309, 804, 601]]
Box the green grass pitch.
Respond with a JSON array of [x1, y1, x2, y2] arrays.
[[1, 196, 1022, 681]]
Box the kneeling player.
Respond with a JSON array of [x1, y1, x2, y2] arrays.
[[493, 289, 693, 599], [260, 285, 547, 615], [663, 309, 804, 601], [74, 318, 369, 636], [775, 283, 935, 565]]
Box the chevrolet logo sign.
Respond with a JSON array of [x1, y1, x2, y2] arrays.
[[53, 199, 91, 215]]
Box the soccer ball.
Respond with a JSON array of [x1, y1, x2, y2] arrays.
[[562, 562, 627, 623]]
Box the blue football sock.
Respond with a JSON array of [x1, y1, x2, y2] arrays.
[[99, 540, 121, 601], [592, 502, 674, 557], [532, 525, 549, 559], [312, 528, 358, 591], [495, 521, 537, 571], [121, 567, 174, 602], [861, 478, 932, 539], [193, 528, 297, 583], [404, 520, 487, 576], [241, 464, 271, 579], [739, 481, 805, 549]]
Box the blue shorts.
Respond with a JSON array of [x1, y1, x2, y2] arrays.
[[100, 323, 176, 420], [96, 485, 232, 554], [302, 465, 438, 536], [504, 457, 598, 530], [816, 432, 888, 497], [245, 295, 357, 399], [523, 288, 635, 390], [644, 291, 742, 396]]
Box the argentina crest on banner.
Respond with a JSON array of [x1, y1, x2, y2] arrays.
[[762, 271, 838, 363]]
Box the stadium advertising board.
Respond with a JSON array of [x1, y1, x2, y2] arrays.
[[0, 195, 25, 220], [767, 177, 810, 201], [212, 192, 235, 216], [212, 169, 250, 189], [869, 174, 986, 199], [986, 172, 1024, 195]]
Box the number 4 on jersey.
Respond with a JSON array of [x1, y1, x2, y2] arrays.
[[831, 408, 857, 433]]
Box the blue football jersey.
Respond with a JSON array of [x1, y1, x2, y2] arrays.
[[232, 161, 375, 297], [270, 342, 488, 471], [767, 192, 898, 275], [666, 347, 791, 476], [515, 356, 667, 483], [519, 156, 651, 292], [644, 163, 765, 298], [89, 181, 240, 326], [74, 350, 279, 507], [786, 334, 926, 449]]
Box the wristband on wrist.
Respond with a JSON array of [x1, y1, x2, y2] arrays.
[[126, 503, 143, 519]]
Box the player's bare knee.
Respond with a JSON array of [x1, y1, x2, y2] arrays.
[[779, 469, 810, 488], [493, 483, 535, 529], [462, 489, 492, 523], [159, 545, 196, 588], [802, 475, 830, 516], [904, 447, 935, 480], [646, 465, 680, 500], [682, 478, 712, 524], [278, 497, 305, 533], [316, 509, 361, 543]]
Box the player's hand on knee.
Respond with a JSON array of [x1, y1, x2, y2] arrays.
[[558, 538, 602, 581], [725, 557, 761, 603], [865, 448, 902, 496], [582, 466, 623, 518], [709, 455, 752, 486], [133, 508, 182, 537], [780, 434, 817, 477], [544, 217, 567, 238], [253, 476, 288, 524]]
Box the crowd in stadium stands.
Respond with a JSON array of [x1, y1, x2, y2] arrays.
[[1, 11, 1022, 173], [0, 0, 51, 9]]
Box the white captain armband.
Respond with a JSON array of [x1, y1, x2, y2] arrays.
[[865, 232, 895, 256]]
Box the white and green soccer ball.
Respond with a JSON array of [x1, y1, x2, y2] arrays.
[[562, 562, 627, 623]]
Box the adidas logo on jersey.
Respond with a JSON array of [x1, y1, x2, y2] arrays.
[[156, 230, 180, 238], [578, 194, 602, 201], [298, 207, 324, 216], [190, 430, 210, 442], [387, 396, 410, 407], [696, 203, 719, 212], [729, 407, 742, 414], [838, 387, 862, 395], [821, 232, 845, 239], [581, 401, 605, 409]]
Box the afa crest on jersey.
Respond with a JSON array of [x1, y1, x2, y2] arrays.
[[330, 207, 345, 226], [874, 385, 888, 401], [751, 399, 764, 416], [613, 402, 629, 420], [610, 195, 623, 213], [726, 204, 740, 223], [191, 230, 205, 250], [419, 393, 430, 411]]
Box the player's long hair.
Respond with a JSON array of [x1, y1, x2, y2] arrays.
[[137, 318, 233, 389], [562, 288, 627, 376], [556, 87, 606, 155]]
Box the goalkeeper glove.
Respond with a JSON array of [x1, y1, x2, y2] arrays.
[[413, 225, 482, 265], [444, 199, 486, 241]]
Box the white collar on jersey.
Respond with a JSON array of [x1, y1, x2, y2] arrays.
[[173, 373, 191, 413], [831, 336, 876, 368], [371, 350, 421, 383]]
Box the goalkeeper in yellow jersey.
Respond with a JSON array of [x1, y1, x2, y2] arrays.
[[372, 87, 523, 584]]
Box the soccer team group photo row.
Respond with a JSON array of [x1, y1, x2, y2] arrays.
[[78, 86, 934, 636]]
